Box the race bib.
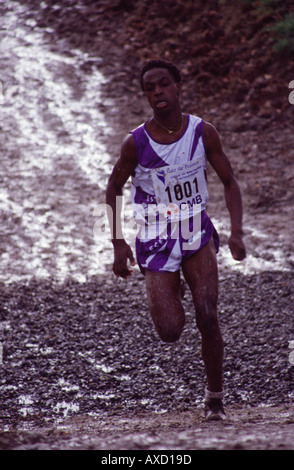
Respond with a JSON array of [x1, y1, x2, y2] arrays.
[[151, 158, 208, 212]]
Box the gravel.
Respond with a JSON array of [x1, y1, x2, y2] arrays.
[[0, 268, 293, 432]]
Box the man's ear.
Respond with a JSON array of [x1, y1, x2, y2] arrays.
[[176, 82, 182, 96]]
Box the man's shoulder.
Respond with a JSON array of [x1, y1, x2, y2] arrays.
[[188, 113, 203, 124], [129, 122, 150, 149], [130, 122, 146, 139], [188, 113, 202, 121], [121, 131, 136, 149], [120, 133, 138, 166], [202, 120, 219, 138], [131, 121, 145, 132]]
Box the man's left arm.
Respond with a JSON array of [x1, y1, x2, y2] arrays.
[[203, 121, 246, 261]]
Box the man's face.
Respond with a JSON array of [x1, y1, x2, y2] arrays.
[[142, 67, 181, 113]]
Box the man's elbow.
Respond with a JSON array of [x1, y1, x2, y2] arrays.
[[106, 178, 122, 204], [224, 173, 240, 190]]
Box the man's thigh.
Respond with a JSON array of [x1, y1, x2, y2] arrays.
[[182, 238, 219, 311], [145, 270, 185, 342]]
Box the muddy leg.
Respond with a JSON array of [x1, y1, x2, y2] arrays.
[[145, 270, 185, 343], [182, 238, 224, 393]]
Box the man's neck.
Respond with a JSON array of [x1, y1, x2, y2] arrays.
[[146, 111, 187, 143], [153, 107, 183, 131]]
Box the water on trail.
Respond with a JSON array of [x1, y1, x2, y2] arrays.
[[1, 1, 292, 287], [0, 1, 116, 284]]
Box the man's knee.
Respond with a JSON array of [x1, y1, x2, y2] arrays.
[[155, 316, 184, 343], [145, 271, 185, 343]]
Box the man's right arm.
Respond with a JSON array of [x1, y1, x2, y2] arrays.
[[105, 133, 138, 278]]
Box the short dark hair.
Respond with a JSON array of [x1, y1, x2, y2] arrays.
[[139, 60, 182, 91]]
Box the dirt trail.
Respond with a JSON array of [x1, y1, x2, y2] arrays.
[[0, 0, 293, 451]]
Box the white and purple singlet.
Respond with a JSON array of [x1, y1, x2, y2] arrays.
[[131, 114, 219, 273]]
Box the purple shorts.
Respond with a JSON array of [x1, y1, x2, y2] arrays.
[[135, 211, 219, 274]]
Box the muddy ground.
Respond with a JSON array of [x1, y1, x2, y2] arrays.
[[0, 0, 294, 452]]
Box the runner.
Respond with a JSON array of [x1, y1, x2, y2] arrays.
[[106, 60, 246, 421]]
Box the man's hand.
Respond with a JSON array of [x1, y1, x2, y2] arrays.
[[112, 239, 136, 279], [228, 232, 246, 261]]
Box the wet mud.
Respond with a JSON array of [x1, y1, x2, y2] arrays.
[[0, 0, 294, 451]]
